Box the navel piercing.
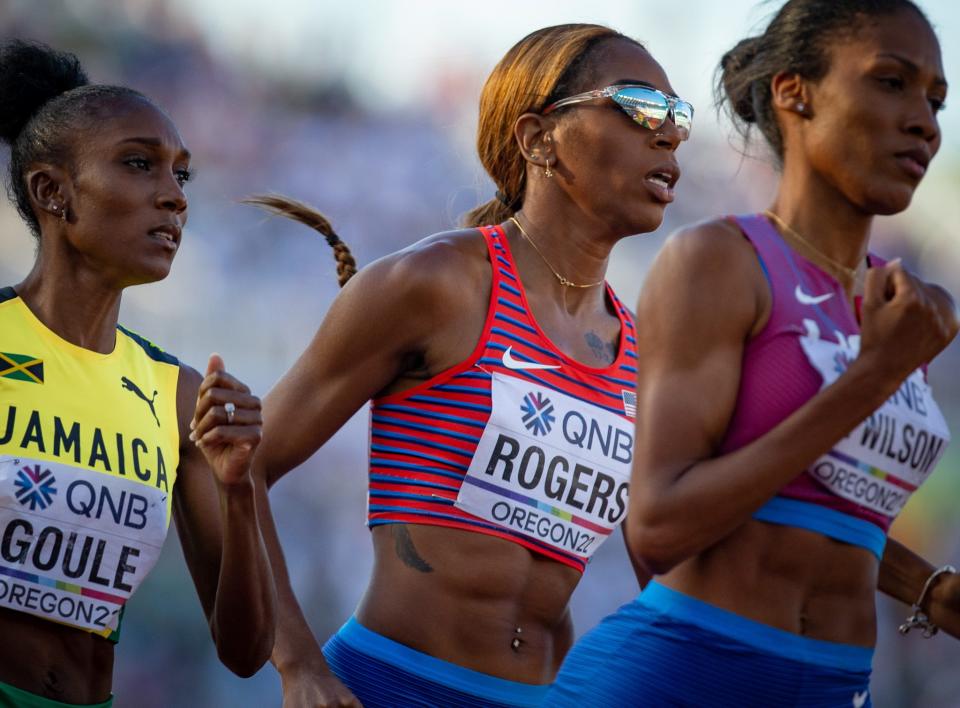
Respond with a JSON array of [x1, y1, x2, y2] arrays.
[[511, 626, 523, 651]]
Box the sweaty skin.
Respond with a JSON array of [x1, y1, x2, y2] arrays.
[[626, 9, 958, 649], [0, 100, 275, 702], [255, 37, 682, 705]]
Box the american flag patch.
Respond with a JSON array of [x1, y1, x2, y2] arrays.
[[621, 389, 636, 418]]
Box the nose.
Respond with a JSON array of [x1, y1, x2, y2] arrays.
[[904, 99, 940, 145], [156, 173, 187, 215], [651, 116, 683, 150]]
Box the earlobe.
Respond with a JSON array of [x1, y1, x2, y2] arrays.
[[26, 165, 70, 222], [514, 113, 556, 174], [771, 71, 812, 118]]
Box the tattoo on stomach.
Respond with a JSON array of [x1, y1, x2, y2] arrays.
[[391, 525, 433, 573]]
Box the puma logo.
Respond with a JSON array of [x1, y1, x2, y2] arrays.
[[121, 376, 160, 427]]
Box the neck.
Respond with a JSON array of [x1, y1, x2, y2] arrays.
[[773, 157, 874, 273], [16, 246, 123, 354], [512, 196, 617, 312]]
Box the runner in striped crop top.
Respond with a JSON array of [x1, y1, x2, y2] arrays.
[[548, 2, 960, 706], [367, 223, 638, 573], [0, 41, 275, 706], [248, 23, 689, 708]]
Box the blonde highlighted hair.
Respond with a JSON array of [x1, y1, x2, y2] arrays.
[[463, 24, 642, 227]]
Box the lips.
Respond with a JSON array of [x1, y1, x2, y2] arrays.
[[148, 223, 181, 247], [644, 161, 681, 203], [894, 147, 931, 179]]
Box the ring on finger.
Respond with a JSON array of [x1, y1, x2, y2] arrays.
[[224, 401, 236, 425]]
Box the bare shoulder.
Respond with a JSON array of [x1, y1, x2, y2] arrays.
[[349, 227, 490, 315], [640, 216, 768, 338], [658, 217, 758, 274]]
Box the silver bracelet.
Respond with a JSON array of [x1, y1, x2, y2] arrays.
[[898, 564, 957, 638]]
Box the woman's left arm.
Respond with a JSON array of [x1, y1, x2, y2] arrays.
[[879, 285, 959, 637], [880, 538, 960, 639], [173, 354, 277, 676]]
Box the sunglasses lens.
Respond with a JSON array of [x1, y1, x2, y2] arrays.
[[612, 87, 694, 140], [673, 101, 694, 139], [611, 87, 669, 130]]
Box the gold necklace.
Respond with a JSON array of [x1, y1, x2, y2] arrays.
[[763, 210, 863, 284], [509, 216, 604, 289]]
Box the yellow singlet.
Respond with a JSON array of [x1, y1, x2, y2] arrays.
[[0, 287, 180, 638]]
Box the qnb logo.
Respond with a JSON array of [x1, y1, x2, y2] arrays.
[[521, 391, 555, 436], [14, 464, 57, 511]]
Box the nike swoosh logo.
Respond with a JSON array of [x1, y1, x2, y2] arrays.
[[502, 346, 561, 370], [795, 285, 833, 305], [852, 690, 868, 708]]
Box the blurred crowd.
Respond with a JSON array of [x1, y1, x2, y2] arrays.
[[1, 1, 958, 706]]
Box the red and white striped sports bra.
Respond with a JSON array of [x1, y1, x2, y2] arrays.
[[367, 225, 638, 572]]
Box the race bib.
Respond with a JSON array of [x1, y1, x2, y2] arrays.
[[0, 456, 168, 632], [456, 373, 632, 560], [799, 319, 950, 518]]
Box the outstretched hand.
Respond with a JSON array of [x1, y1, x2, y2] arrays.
[[190, 353, 263, 486]]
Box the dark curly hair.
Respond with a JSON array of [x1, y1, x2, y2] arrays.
[[0, 40, 150, 237]]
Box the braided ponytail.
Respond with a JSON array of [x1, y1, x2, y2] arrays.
[[244, 194, 357, 287]]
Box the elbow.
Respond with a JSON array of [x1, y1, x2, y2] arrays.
[[216, 632, 275, 678], [212, 621, 276, 678], [626, 505, 690, 577]]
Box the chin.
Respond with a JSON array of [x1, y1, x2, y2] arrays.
[[619, 203, 666, 236], [125, 261, 175, 287], [861, 184, 916, 216]]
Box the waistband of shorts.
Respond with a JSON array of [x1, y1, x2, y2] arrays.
[[0, 680, 113, 708], [335, 617, 551, 704], [638, 581, 874, 672]]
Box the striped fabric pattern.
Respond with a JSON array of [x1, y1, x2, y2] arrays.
[[367, 225, 638, 571]]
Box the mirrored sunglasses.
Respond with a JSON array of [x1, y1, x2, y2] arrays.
[[543, 84, 694, 140]]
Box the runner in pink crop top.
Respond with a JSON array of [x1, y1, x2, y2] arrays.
[[722, 214, 950, 558]]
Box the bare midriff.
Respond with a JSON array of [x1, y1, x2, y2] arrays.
[[357, 524, 581, 685], [660, 519, 878, 647], [0, 608, 113, 703]]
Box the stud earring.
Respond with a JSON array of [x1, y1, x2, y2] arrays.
[[796, 102, 806, 114]]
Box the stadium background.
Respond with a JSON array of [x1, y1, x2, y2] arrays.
[[1, 1, 958, 705]]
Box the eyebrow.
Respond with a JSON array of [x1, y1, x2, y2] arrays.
[[876, 53, 948, 89], [116, 137, 192, 160]]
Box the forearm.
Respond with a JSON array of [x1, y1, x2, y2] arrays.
[[632, 358, 902, 570], [879, 538, 960, 638], [879, 537, 934, 604], [211, 478, 278, 676], [253, 477, 336, 677]]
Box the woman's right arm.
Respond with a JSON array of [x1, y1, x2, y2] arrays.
[[625, 221, 958, 576], [253, 237, 486, 706]]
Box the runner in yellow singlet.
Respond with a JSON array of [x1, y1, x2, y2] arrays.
[[0, 41, 276, 707]]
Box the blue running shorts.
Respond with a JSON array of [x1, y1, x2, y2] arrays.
[[323, 617, 550, 708], [547, 581, 873, 707]]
